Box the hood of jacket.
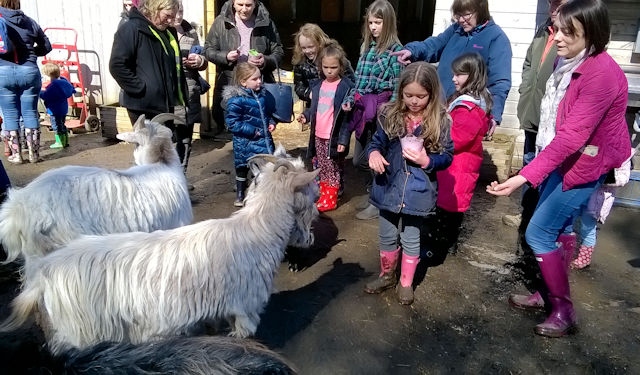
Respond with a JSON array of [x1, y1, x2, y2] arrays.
[[220, 0, 273, 28], [222, 85, 255, 101]]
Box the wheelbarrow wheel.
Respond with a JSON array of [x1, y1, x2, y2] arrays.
[[85, 115, 100, 132]]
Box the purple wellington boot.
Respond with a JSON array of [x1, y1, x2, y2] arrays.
[[534, 247, 577, 337]]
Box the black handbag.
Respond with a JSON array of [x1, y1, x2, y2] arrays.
[[263, 66, 294, 123]]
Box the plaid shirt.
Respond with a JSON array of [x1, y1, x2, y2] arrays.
[[343, 41, 403, 106]]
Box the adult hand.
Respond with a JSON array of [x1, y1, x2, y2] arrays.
[[268, 124, 275, 132], [341, 102, 352, 112], [486, 175, 528, 196], [337, 144, 346, 153], [297, 114, 307, 124], [248, 53, 265, 68], [369, 150, 389, 174], [227, 49, 240, 63], [391, 49, 412, 65], [484, 119, 498, 141], [402, 147, 429, 168]]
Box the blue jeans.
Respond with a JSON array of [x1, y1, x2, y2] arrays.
[[566, 210, 597, 247], [50, 114, 68, 134], [525, 169, 604, 255], [379, 209, 423, 257], [0, 64, 42, 131]]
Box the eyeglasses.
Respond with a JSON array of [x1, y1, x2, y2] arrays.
[[453, 12, 474, 22]]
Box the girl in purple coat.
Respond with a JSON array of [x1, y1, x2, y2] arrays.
[[487, 0, 631, 338]]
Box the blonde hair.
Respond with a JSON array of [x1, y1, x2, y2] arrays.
[[291, 23, 331, 65], [317, 40, 349, 79], [138, 0, 179, 18], [361, 0, 400, 54], [42, 63, 61, 79], [233, 62, 259, 86], [381, 62, 450, 153]]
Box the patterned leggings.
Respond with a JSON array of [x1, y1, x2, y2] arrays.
[[315, 137, 343, 187]]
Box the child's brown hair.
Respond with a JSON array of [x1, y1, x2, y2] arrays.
[[361, 0, 401, 54], [42, 62, 61, 79], [233, 62, 260, 86], [316, 40, 349, 79]]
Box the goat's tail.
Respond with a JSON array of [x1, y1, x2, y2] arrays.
[[0, 282, 40, 332], [0, 189, 27, 264]]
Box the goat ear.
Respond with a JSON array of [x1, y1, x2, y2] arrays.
[[134, 115, 147, 131], [116, 131, 138, 144], [292, 169, 319, 191]]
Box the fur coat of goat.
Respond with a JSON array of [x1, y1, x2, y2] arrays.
[[0, 115, 192, 266], [0, 156, 319, 355]]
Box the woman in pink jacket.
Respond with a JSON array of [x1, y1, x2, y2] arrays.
[[487, 0, 630, 338]]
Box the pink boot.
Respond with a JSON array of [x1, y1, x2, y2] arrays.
[[397, 254, 419, 305], [534, 247, 577, 337], [557, 233, 577, 270], [570, 245, 594, 270], [364, 248, 400, 294], [508, 291, 545, 311]]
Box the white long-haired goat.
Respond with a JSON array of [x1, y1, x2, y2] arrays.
[[0, 114, 193, 266], [0, 154, 319, 355]]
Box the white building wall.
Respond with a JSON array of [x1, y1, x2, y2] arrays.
[[23, 0, 207, 109]]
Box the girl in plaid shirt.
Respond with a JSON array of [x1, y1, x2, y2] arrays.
[[340, 0, 403, 220]]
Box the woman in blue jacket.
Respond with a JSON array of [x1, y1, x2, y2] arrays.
[[394, 0, 511, 139]]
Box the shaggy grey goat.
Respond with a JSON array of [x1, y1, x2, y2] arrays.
[[0, 156, 319, 355], [59, 336, 297, 375], [0, 114, 193, 267]]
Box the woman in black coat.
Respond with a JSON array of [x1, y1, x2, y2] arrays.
[[109, 0, 188, 125]]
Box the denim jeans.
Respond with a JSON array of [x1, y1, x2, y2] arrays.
[[50, 114, 68, 134], [0, 64, 42, 131], [379, 209, 423, 257], [525, 169, 604, 255]]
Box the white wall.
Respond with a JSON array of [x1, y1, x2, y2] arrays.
[[23, 0, 207, 109], [433, 0, 548, 131]]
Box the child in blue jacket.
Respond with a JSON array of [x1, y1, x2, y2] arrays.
[[40, 63, 75, 148]]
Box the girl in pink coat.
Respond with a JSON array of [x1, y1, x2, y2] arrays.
[[428, 53, 492, 254]]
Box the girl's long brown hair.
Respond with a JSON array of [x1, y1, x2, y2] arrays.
[[381, 62, 450, 153], [361, 0, 401, 54], [449, 52, 493, 114]]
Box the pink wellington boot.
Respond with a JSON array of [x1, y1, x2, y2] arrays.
[[397, 254, 420, 305], [570, 245, 594, 270], [534, 247, 577, 337], [364, 248, 400, 294]]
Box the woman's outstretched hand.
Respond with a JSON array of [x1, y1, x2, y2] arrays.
[[486, 175, 528, 196], [391, 49, 412, 65]]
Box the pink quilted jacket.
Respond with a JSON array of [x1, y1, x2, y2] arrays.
[[520, 51, 631, 190]]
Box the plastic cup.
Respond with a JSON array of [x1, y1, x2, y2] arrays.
[[400, 135, 424, 153]]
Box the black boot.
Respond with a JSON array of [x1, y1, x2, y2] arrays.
[[234, 179, 246, 207], [179, 138, 192, 174]]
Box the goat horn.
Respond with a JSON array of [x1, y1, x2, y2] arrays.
[[273, 159, 294, 172], [249, 154, 279, 164], [150, 113, 186, 125]]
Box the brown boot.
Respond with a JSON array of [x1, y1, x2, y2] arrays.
[[364, 248, 400, 294]]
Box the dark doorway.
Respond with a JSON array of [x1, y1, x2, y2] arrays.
[[215, 0, 437, 71]]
